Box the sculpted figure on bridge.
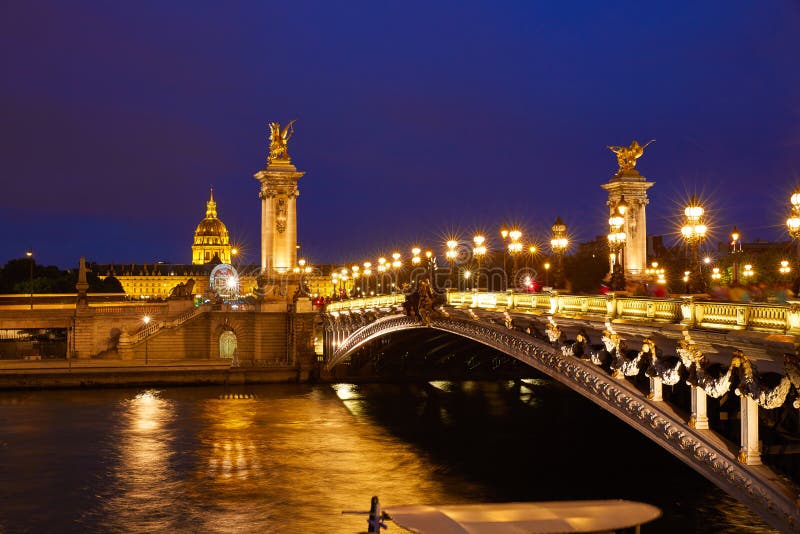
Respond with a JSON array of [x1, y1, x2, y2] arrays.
[[268, 120, 296, 163], [608, 139, 654, 175], [169, 279, 195, 299]]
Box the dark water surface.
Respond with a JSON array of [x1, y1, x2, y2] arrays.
[[0, 380, 776, 533]]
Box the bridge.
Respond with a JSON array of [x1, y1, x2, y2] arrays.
[[321, 291, 800, 532]]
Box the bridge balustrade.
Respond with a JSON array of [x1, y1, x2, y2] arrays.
[[325, 292, 800, 335]]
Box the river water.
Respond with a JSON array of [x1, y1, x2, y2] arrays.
[[0, 380, 776, 533]]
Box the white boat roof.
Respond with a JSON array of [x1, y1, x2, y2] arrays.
[[384, 500, 661, 533]]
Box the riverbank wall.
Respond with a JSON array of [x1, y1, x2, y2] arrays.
[[0, 359, 307, 389]]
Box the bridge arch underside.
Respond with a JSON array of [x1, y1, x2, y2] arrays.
[[325, 312, 800, 532], [327, 328, 539, 381]]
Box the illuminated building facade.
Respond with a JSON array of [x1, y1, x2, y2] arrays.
[[191, 190, 232, 265]]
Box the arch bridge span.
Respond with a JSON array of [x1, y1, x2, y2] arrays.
[[322, 292, 800, 532]]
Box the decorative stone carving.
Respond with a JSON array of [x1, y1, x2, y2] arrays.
[[276, 197, 287, 234]]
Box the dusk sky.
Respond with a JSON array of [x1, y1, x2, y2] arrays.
[[1, 1, 799, 268]]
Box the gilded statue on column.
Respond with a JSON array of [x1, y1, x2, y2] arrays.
[[268, 119, 297, 163], [608, 139, 654, 175]]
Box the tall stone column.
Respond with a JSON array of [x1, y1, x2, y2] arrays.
[[254, 121, 305, 275], [601, 142, 655, 279], [254, 161, 304, 274]]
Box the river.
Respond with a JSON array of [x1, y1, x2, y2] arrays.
[[0, 380, 776, 533]]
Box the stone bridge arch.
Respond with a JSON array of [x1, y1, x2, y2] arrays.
[[325, 313, 800, 532]]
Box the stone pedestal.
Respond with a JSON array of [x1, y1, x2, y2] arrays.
[[254, 160, 305, 273], [601, 170, 654, 279]]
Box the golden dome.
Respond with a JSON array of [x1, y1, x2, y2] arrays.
[[192, 189, 232, 264]]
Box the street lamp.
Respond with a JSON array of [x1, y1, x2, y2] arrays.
[[377, 257, 387, 294], [607, 198, 628, 291], [445, 239, 458, 289], [411, 247, 422, 269], [500, 228, 509, 288], [730, 226, 742, 285], [779, 260, 791, 276], [26, 250, 33, 310], [391, 252, 401, 293], [363, 261, 372, 295], [143, 315, 151, 365], [507, 229, 523, 290], [786, 187, 800, 293], [463, 270, 472, 291], [680, 195, 708, 293], [550, 217, 568, 289], [472, 235, 486, 291]]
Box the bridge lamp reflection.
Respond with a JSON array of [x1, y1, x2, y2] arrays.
[[143, 315, 151, 365]]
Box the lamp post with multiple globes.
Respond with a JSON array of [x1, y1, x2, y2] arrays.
[[680, 195, 708, 294], [472, 235, 486, 291], [391, 252, 401, 293], [730, 226, 742, 285], [445, 240, 458, 290], [550, 217, 568, 289], [786, 187, 800, 294], [507, 229, 522, 290], [26, 250, 34, 310], [500, 228, 509, 287], [607, 197, 628, 291]]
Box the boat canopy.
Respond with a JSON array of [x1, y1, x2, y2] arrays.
[[384, 500, 661, 533]]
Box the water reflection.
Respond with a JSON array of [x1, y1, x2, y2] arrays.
[[101, 389, 178, 532], [0, 383, 779, 533]]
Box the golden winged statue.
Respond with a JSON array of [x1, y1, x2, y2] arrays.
[[608, 139, 654, 174], [268, 119, 297, 163]]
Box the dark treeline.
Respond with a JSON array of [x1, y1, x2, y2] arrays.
[[0, 259, 122, 294]]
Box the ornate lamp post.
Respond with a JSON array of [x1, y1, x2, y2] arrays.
[[351, 265, 361, 296], [377, 257, 387, 294], [508, 229, 522, 290], [391, 252, 401, 293], [472, 235, 486, 291], [463, 270, 472, 291], [500, 228, 509, 288], [730, 226, 741, 285], [363, 262, 372, 295], [411, 247, 422, 268], [607, 197, 628, 291], [786, 188, 800, 293], [445, 240, 458, 289], [680, 195, 708, 293], [550, 217, 568, 289], [26, 250, 33, 310]]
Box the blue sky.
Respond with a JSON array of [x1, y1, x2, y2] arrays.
[[1, 1, 799, 267]]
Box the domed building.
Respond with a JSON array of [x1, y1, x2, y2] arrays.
[[192, 190, 232, 265]]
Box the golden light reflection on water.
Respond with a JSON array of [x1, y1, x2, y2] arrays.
[[0, 384, 775, 532], [102, 389, 179, 532]]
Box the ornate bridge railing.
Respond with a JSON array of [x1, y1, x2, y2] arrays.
[[326, 291, 800, 335]]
